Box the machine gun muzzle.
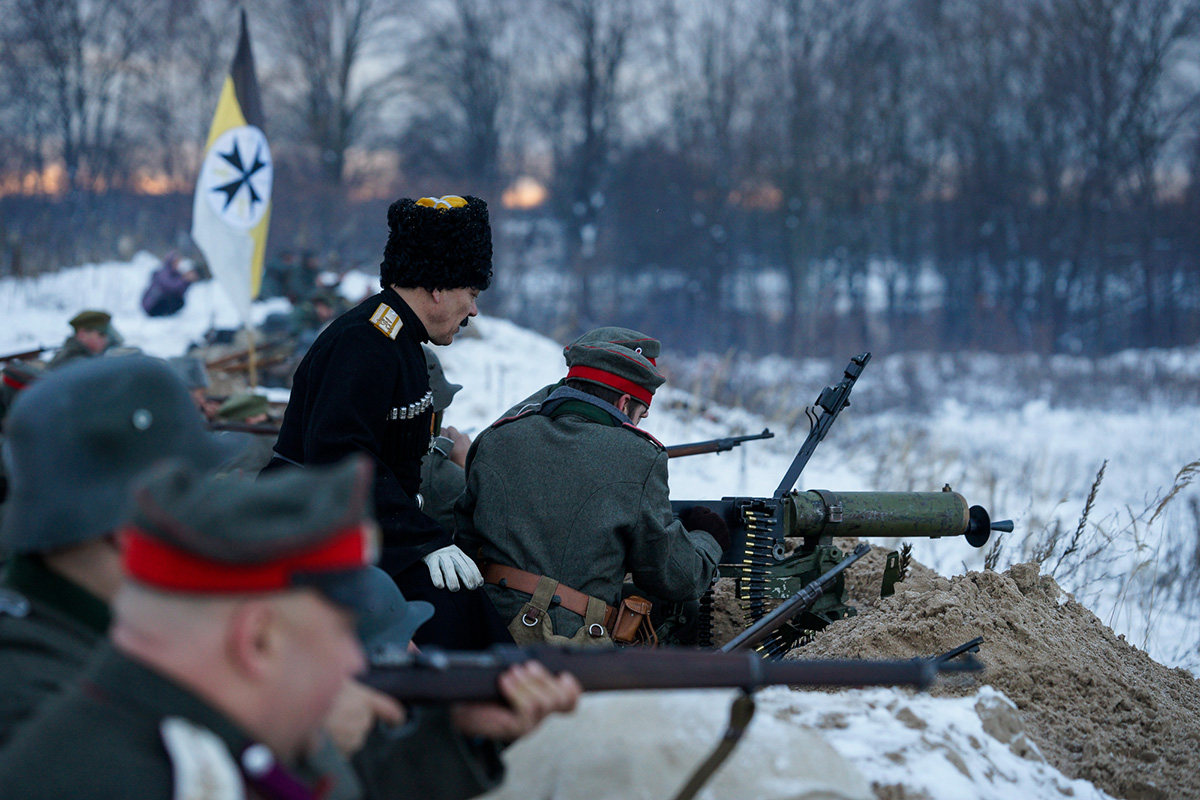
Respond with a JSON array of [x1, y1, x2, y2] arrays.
[[783, 489, 1013, 548]]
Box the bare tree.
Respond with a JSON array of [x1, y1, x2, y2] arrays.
[[262, 0, 403, 188], [394, 0, 521, 199], [656, 0, 776, 349], [132, 1, 245, 189], [531, 0, 651, 327], [1037, 0, 1200, 351], [0, 0, 160, 193]]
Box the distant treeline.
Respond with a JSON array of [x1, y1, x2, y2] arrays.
[[2, 0, 1200, 358]]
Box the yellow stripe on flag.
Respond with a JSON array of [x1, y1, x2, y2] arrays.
[[249, 201, 272, 298], [204, 76, 248, 152]]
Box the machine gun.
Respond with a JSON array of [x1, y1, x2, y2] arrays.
[[363, 644, 979, 703], [672, 352, 1013, 652], [721, 543, 871, 657], [665, 429, 775, 459]]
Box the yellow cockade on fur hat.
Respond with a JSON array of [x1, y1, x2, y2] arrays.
[[416, 195, 468, 210]]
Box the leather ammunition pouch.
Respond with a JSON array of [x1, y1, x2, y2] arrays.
[[612, 595, 658, 646]]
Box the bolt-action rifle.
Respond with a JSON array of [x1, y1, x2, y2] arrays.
[[0, 346, 51, 364], [362, 644, 980, 704], [672, 352, 1013, 652], [665, 429, 775, 459]]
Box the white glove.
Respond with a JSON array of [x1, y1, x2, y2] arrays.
[[422, 544, 483, 591]]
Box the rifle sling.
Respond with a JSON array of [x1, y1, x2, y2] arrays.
[[671, 692, 757, 800], [482, 563, 618, 630]]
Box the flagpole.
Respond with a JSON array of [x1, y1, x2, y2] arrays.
[[247, 326, 258, 388], [191, 11, 271, 386]]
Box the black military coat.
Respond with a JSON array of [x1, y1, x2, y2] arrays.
[[273, 288, 451, 571]]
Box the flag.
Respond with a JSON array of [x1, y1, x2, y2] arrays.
[[191, 10, 272, 323]]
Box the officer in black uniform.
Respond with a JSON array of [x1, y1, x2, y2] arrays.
[[265, 195, 506, 649]]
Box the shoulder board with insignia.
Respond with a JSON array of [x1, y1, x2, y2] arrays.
[[623, 423, 665, 450], [369, 303, 403, 340], [160, 717, 244, 800]]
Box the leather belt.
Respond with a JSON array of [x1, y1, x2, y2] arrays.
[[482, 563, 617, 629]]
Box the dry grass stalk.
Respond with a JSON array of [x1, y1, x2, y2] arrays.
[[983, 536, 1003, 571], [1052, 459, 1107, 576], [1148, 460, 1200, 527]]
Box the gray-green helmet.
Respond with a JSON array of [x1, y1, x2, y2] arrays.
[[0, 356, 243, 554]]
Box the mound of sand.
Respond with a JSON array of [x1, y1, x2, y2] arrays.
[[791, 551, 1200, 800]]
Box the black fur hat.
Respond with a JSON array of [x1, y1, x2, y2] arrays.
[[380, 195, 493, 291]]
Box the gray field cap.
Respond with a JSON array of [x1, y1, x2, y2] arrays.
[[563, 326, 661, 362], [563, 326, 665, 405], [0, 356, 243, 554], [122, 457, 380, 614]]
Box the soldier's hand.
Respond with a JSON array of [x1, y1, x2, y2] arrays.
[[451, 661, 581, 742], [680, 505, 731, 551], [323, 678, 406, 756], [422, 544, 484, 591], [443, 425, 472, 468]]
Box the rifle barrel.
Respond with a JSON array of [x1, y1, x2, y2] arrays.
[[933, 636, 984, 664], [666, 429, 774, 459], [363, 646, 940, 703]]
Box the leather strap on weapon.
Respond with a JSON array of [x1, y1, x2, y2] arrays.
[[482, 563, 656, 645], [670, 692, 757, 800]]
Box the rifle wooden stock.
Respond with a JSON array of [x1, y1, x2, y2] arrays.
[[362, 646, 940, 703]]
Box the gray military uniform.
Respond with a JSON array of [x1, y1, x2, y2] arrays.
[[0, 556, 109, 747], [46, 336, 94, 370], [0, 643, 357, 800], [455, 391, 721, 638], [419, 445, 466, 533]]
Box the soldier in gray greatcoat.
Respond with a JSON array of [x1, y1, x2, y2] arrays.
[[455, 327, 731, 646], [0, 457, 580, 800], [0, 459, 380, 798], [0, 356, 242, 748]]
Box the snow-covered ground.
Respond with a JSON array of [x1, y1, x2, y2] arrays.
[[3, 255, 1192, 800]]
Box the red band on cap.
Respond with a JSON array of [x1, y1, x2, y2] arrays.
[[2, 374, 28, 391], [119, 524, 373, 593], [567, 365, 653, 407]]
